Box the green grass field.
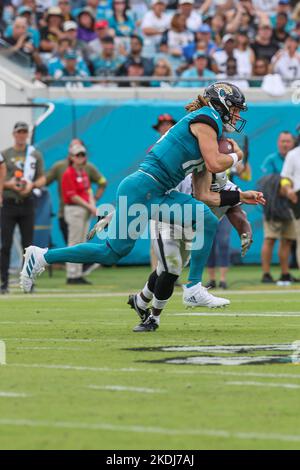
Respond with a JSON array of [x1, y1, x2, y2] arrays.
[[1, 265, 300, 450]]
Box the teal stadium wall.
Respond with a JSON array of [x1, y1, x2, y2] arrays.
[[34, 99, 299, 265]]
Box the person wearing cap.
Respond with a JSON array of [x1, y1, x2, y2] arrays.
[[92, 35, 124, 79], [141, 0, 171, 53], [176, 50, 215, 87], [77, 7, 97, 43], [182, 23, 217, 63], [178, 0, 202, 33], [63, 20, 82, 53], [271, 33, 300, 81], [47, 37, 88, 78], [251, 21, 279, 63], [0, 122, 46, 294], [40, 6, 65, 53], [51, 48, 91, 87], [85, 19, 110, 58], [61, 143, 97, 285], [211, 33, 237, 74], [47, 137, 107, 243]]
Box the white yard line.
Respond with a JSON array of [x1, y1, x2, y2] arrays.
[[16, 347, 83, 351], [0, 418, 299, 443], [2, 289, 300, 300], [226, 381, 300, 390], [0, 392, 30, 398], [172, 313, 300, 317], [88, 385, 165, 394], [7, 363, 300, 380]]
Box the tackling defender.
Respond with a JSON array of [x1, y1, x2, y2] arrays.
[[20, 83, 262, 322], [128, 169, 260, 331]]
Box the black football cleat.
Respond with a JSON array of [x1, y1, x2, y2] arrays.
[[127, 294, 151, 322], [133, 316, 159, 332]]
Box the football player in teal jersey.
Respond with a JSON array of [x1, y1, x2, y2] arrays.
[[20, 82, 260, 331]]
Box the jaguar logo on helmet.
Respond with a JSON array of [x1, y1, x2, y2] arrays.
[[204, 81, 248, 133]]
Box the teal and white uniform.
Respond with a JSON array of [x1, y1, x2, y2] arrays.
[[44, 106, 223, 279]]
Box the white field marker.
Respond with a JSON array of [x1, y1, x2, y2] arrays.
[[0, 341, 6, 365], [226, 381, 300, 390], [88, 385, 165, 394]]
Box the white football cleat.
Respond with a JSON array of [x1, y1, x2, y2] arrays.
[[183, 282, 230, 308], [20, 246, 48, 293]]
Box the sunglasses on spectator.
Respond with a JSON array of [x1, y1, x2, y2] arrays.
[[15, 130, 28, 134], [74, 153, 86, 157]]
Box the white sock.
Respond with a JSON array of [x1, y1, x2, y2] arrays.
[[136, 293, 149, 310], [152, 295, 169, 311], [142, 282, 154, 300]]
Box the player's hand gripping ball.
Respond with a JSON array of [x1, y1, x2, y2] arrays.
[[218, 138, 234, 154]]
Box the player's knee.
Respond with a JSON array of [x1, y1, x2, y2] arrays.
[[165, 258, 183, 277]]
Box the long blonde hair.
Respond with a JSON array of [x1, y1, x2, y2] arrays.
[[185, 95, 209, 112]]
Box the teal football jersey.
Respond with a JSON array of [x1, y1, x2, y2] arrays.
[[140, 106, 223, 191]]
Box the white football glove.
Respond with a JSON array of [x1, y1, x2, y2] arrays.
[[241, 233, 253, 257]]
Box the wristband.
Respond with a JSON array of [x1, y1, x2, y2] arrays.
[[219, 190, 240, 207], [229, 152, 239, 167]]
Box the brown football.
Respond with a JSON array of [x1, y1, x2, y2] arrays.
[[218, 138, 234, 154]]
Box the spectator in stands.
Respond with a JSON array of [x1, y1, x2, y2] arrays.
[[260, 131, 296, 284], [109, 0, 135, 38], [251, 22, 279, 63], [118, 57, 150, 86], [178, 0, 202, 33], [61, 142, 97, 285], [51, 49, 91, 87], [3, 16, 41, 66], [160, 13, 193, 57], [212, 33, 236, 73], [92, 36, 124, 79], [10, 5, 41, 49], [63, 20, 83, 55], [272, 12, 289, 45], [48, 37, 72, 74], [252, 0, 278, 15], [251, 57, 269, 86], [57, 0, 75, 23], [271, 33, 300, 82], [0, 121, 46, 294], [46, 138, 107, 245], [218, 56, 249, 89], [77, 7, 97, 43], [141, 0, 171, 53], [210, 13, 226, 46], [176, 50, 215, 87], [40, 6, 65, 53], [182, 24, 216, 63], [150, 57, 173, 86], [235, 31, 255, 78], [116, 34, 154, 77], [85, 19, 110, 58]]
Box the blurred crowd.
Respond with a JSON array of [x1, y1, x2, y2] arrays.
[[0, 0, 300, 87]]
